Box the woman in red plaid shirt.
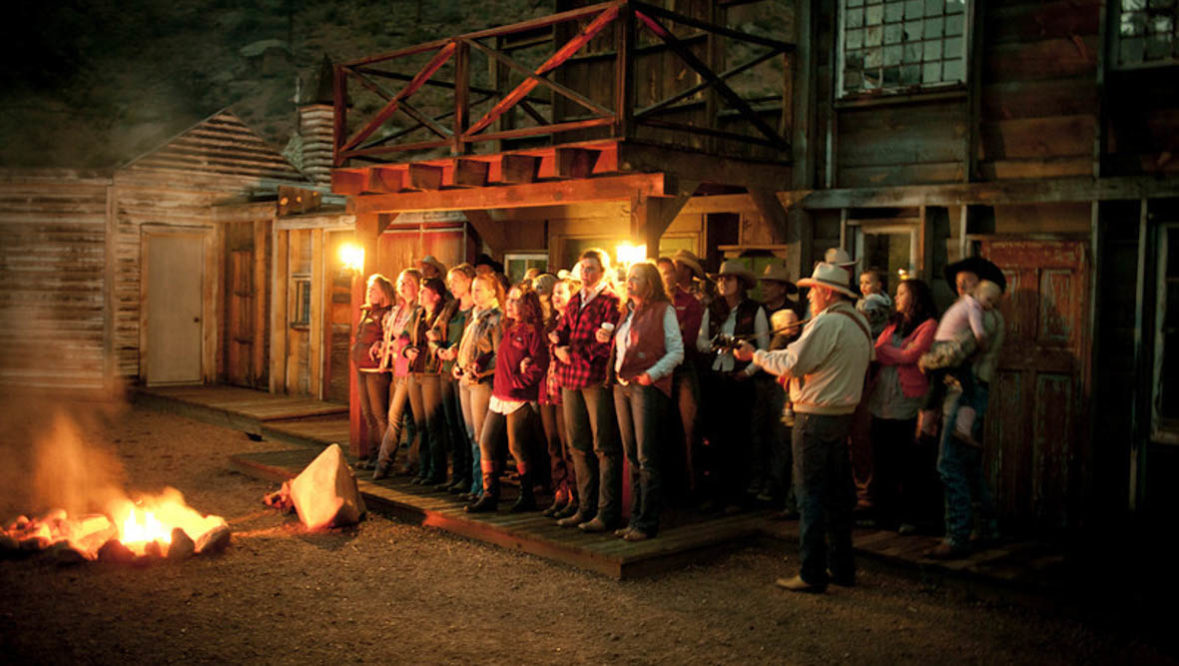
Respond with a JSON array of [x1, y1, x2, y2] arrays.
[[550, 248, 623, 532]]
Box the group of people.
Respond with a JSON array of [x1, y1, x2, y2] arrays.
[[351, 245, 1006, 589]]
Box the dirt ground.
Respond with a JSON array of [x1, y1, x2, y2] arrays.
[[0, 400, 1174, 665]]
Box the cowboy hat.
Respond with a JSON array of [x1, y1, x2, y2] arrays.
[[671, 249, 706, 280], [824, 247, 860, 268], [716, 260, 758, 288], [943, 255, 1007, 293], [759, 262, 799, 294], [418, 254, 448, 276], [797, 262, 859, 299]]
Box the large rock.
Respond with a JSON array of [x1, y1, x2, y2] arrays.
[[289, 444, 367, 530]]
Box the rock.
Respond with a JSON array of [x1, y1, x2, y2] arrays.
[[5, 515, 29, 532], [144, 540, 164, 559], [0, 533, 21, 559], [194, 524, 231, 555], [97, 539, 136, 564], [289, 444, 367, 530], [167, 528, 195, 560], [47, 541, 88, 566]]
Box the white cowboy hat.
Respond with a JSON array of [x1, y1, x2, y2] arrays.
[[797, 262, 858, 299], [823, 247, 860, 268], [759, 262, 798, 293], [715, 260, 758, 288]]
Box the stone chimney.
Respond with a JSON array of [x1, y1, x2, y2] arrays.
[[298, 55, 336, 187]]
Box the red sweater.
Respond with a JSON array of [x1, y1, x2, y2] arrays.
[[874, 318, 937, 398], [492, 322, 550, 402]]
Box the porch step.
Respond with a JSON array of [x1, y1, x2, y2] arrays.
[[133, 385, 347, 440]]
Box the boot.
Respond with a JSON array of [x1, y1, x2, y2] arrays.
[[465, 463, 499, 513], [542, 486, 569, 518], [510, 467, 537, 513]]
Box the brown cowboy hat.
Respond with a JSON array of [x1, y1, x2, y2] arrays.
[[715, 260, 758, 288], [797, 262, 858, 299], [759, 262, 799, 294], [418, 254, 448, 276], [671, 249, 706, 280]]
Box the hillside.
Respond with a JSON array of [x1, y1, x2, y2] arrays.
[[0, 0, 547, 168]]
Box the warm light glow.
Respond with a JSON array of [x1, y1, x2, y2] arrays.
[[107, 489, 228, 556], [615, 243, 647, 267], [120, 508, 172, 549], [897, 267, 911, 281], [339, 243, 365, 274]]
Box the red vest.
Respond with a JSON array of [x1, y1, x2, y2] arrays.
[[617, 301, 674, 398]]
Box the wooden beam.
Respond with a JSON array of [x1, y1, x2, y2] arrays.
[[629, 188, 694, 257], [501, 154, 541, 183], [332, 169, 367, 195], [463, 209, 508, 260], [453, 159, 490, 187], [309, 229, 325, 399], [554, 147, 601, 179], [269, 227, 289, 394], [408, 163, 445, 190], [368, 166, 404, 193], [253, 219, 270, 389], [787, 176, 1179, 210], [749, 188, 788, 244], [616, 142, 790, 191], [351, 173, 674, 214]]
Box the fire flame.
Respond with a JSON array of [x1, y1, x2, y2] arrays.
[[105, 488, 227, 556]]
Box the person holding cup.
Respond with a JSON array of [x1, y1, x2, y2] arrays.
[[549, 248, 623, 532]]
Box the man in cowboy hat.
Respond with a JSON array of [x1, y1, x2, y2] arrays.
[[671, 249, 707, 300], [734, 260, 873, 593], [418, 255, 448, 281], [695, 260, 769, 512], [924, 255, 1006, 560]]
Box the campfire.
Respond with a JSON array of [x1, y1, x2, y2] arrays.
[[1, 488, 230, 565]]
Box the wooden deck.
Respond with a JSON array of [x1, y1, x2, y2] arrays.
[[229, 447, 766, 580], [133, 385, 348, 441]]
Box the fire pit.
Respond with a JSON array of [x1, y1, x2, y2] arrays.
[[1, 487, 229, 565]]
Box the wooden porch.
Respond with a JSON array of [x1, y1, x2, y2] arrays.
[[133, 385, 349, 443]]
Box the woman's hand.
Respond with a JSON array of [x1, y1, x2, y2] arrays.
[[548, 330, 561, 345], [635, 372, 653, 386], [437, 347, 456, 361], [368, 342, 381, 362], [451, 364, 463, 380], [594, 328, 612, 344], [519, 357, 533, 374], [426, 328, 440, 342], [553, 346, 571, 365]]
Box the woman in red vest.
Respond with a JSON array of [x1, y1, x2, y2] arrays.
[[353, 274, 395, 470], [611, 261, 684, 540], [466, 284, 549, 513]]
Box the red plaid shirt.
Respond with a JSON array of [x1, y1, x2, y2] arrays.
[[552, 285, 620, 389]]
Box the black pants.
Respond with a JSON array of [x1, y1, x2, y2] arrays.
[[478, 404, 538, 497], [563, 386, 622, 524]]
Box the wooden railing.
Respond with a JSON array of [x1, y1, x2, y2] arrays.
[[333, 0, 794, 167]]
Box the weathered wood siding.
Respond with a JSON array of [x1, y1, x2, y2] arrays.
[[0, 169, 111, 390], [837, 100, 967, 187], [978, 0, 1100, 180]]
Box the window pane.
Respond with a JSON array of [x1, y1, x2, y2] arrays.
[[866, 25, 883, 46], [904, 42, 923, 62], [1123, 0, 1146, 9], [883, 66, 901, 85], [1121, 36, 1146, 63], [905, 0, 924, 18], [1151, 15, 1173, 34], [945, 0, 965, 13], [944, 36, 964, 58], [865, 47, 883, 67], [1146, 33, 1173, 59], [925, 0, 944, 13], [925, 16, 944, 38], [923, 61, 942, 83], [867, 3, 884, 24], [905, 19, 923, 40], [943, 58, 964, 82], [848, 0, 864, 6], [924, 39, 943, 61], [901, 63, 922, 84], [885, 1, 906, 22], [847, 28, 864, 49], [945, 14, 964, 36], [1121, 11, 1146, 36], [847, 7, 864, 28], [885, 23, 904, 43], [884, 44, 903, 65]]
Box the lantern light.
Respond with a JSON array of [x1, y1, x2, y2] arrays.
[[339, 243, 365, 274]]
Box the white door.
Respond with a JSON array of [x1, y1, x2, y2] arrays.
[[146, 233, 204, 384]]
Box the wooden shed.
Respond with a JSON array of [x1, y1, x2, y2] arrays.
[[0, 108, 324, 395]]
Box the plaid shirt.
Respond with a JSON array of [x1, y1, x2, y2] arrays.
[[552, 285, 620, 389]]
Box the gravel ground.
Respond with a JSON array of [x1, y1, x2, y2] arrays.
[[0, 398, 1174, 665]]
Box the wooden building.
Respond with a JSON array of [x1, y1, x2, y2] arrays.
[[327, 0, 1177, 526], [0, 109, 338, 398]]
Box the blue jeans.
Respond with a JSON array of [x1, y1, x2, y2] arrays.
[[792, 412, 856, 586], [459, 380, 492, 494], [563, 386, 622, 524], [614, 383, 669, 536], [936, 383, 995, 548]]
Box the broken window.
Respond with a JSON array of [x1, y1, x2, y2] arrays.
[[838, 0, 968, 98], [1117, 0, 1179, 68]]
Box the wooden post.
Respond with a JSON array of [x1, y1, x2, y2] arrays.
[[333, 64, 347, 167], [615, 4, 635, 140], [350, 213, 381, 456], [464, 209, 508, 260], [253, 218, 270, 388], [270, 228, 289, 394], [630, 189, 692, 259], [453, 39, 470, 155], [310, 229, 325, 399]]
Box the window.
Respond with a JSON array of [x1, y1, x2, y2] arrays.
[[838, 0, 968, 98], [1153, 223, 1179, 441], [292, 275, 312, 327], [504, 253, 549, 284], [1117, 0, 1179, 68]]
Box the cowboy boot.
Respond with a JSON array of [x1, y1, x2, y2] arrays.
[[510, 465, 537, 513], [542, 485, 569, 518], [465, 462, 499, 513]]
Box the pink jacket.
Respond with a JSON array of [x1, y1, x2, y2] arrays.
[[874, 318, 936, 398]]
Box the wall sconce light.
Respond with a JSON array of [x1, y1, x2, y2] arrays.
[[339, 243, 365, 275], [615, 243, 647, 268]]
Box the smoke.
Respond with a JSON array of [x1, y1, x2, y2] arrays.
[[0, 399, 127, 521]]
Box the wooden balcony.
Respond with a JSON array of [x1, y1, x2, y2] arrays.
[[331, 1, 796, 173]]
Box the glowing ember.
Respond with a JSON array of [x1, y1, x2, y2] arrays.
[[2, 487, 228, 561]]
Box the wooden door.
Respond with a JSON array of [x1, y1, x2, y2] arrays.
[[978, 238, 1090, 531], [225, 222, 255, 388], [376, 225, 466, 278], [146, 233, 204, 385]]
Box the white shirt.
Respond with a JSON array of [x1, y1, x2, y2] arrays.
[[579, 281, 609, 310], [613, 304, 684, 382], [696, 304, 769, 375]]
